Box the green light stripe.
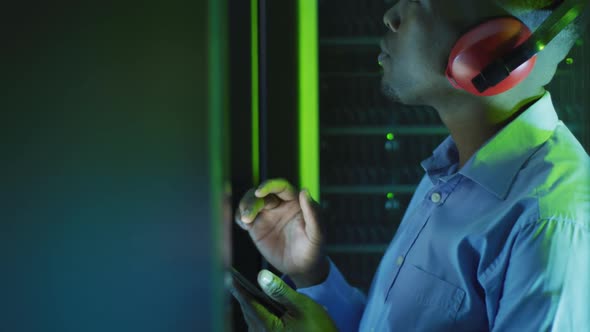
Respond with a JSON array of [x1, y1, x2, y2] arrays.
[[298, 0, 319, 200], [251, 0, 260, 185]]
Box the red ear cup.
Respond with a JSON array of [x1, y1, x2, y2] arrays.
[[445, 17, 537, 96]]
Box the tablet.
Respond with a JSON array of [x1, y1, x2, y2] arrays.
[[229, 267, 288, 317]]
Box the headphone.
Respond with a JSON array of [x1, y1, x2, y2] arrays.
[[445, 0, 588, 96]]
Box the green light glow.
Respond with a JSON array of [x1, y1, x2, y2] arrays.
[[298, 0, 319, 200], [387, 192, 394, 200], [251, 0, 260, 185], [533, 1, 586, 55], [566, 57, 574, 65], [387, 133, 395, 141]]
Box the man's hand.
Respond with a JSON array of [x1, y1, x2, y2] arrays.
[[234, 178, 329, 288], [229, 269, 338, 332]]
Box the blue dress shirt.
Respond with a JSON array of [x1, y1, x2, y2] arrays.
[[297, 91, 590, 331]]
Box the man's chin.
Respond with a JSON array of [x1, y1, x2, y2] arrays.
[[381, 82, 403, 104]]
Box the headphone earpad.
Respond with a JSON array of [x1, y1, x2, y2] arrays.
[[445, 17, 537, 96]]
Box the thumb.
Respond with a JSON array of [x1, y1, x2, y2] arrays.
[[299, 189, 322, 246], [257, 270, 301, 311]]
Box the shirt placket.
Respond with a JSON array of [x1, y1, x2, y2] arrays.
[[383, 183, 452, 303]]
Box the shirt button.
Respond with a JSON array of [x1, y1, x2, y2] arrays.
[[396, 255, 404, 266], [430, 192, 442, 203]]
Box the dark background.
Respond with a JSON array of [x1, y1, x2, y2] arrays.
[[0, 0, 587, 331], [1, 1, 227, 331]]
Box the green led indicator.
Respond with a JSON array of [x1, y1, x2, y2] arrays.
[[566, 57, 574, 65], [387, 133, 395, 141], [387, 192, 394, 200]]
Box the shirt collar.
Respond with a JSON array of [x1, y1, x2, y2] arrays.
[[421, 91, 559, 200]]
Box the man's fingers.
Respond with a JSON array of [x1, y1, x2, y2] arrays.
[[255, 178, 298, 201], [249, 300, 283, 330], [238, 189, 264, 224], [227, 277, 249, 305], [257, 270, 303, 312], [228, 277, 282, 330], [299, 190, 323, 246], [233, 208, 251, 231], [237, 190, 283, 225], [240, 303, 265, 331]]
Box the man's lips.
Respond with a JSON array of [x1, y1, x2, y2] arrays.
[[378, 52, 390, 66], [379, 39, 391, 65]]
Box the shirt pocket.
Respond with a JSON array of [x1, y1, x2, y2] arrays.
[[386, 263, 466, 329]]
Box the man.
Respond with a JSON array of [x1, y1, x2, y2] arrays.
[[230, 0, 590, 331]]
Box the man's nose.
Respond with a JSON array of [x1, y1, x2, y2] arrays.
[[383, 6, 400, 32]]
